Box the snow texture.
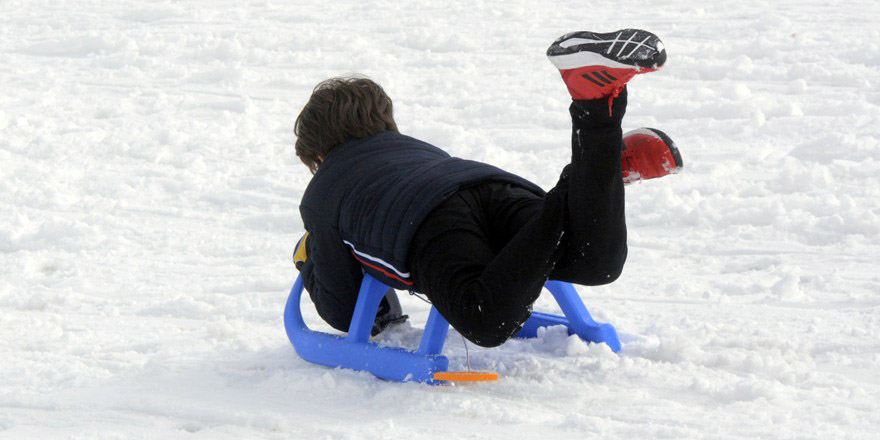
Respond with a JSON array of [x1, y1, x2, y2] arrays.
[[2, 0, 879, 439]]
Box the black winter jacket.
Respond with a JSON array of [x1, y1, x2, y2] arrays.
[[298, 131, 543, 331]]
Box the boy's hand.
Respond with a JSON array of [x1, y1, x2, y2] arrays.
[[292, 231, 309, 270]]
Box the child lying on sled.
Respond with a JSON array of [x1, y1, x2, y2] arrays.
[[292, 29, 682, 347]]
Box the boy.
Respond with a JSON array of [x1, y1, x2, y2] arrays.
[[293, 29, 682, 347]]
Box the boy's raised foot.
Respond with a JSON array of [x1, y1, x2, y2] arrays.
[[547, 29, 666, 101]]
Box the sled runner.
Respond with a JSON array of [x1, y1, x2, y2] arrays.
[[283, 274, 620, 384]]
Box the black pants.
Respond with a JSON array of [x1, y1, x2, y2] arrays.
[[408, 91, 628, 347]]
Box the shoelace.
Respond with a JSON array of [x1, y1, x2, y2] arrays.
[[607, 86, 624, 117]]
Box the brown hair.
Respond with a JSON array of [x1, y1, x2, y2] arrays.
[[294, 76, 398, 173]]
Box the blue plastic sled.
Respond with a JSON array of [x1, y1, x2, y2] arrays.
[[284, 274, 620, 384]]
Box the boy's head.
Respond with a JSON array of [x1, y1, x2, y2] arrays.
[[294, 76, 398, 173]]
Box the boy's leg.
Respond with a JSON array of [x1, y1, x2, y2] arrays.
[[548, 90, 628, 284], [534, 28, 668, 282], [409, 29, 665, 347]]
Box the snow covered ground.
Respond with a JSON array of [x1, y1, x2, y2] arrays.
[[2, 0, 879, 438]]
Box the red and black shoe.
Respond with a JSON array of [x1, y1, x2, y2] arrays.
[[621, 128, 683, 184], [547, 29, 666, 101]]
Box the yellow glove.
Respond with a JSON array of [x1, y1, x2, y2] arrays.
[[292, 231, 309, 269]]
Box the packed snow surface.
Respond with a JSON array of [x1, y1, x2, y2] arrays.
[[2, 0, 879, 438]]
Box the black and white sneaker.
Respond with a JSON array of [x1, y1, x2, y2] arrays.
[[547, 29, 666, 100]]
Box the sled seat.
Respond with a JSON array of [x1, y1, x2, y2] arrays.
[[283, 274, 620, 384]]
